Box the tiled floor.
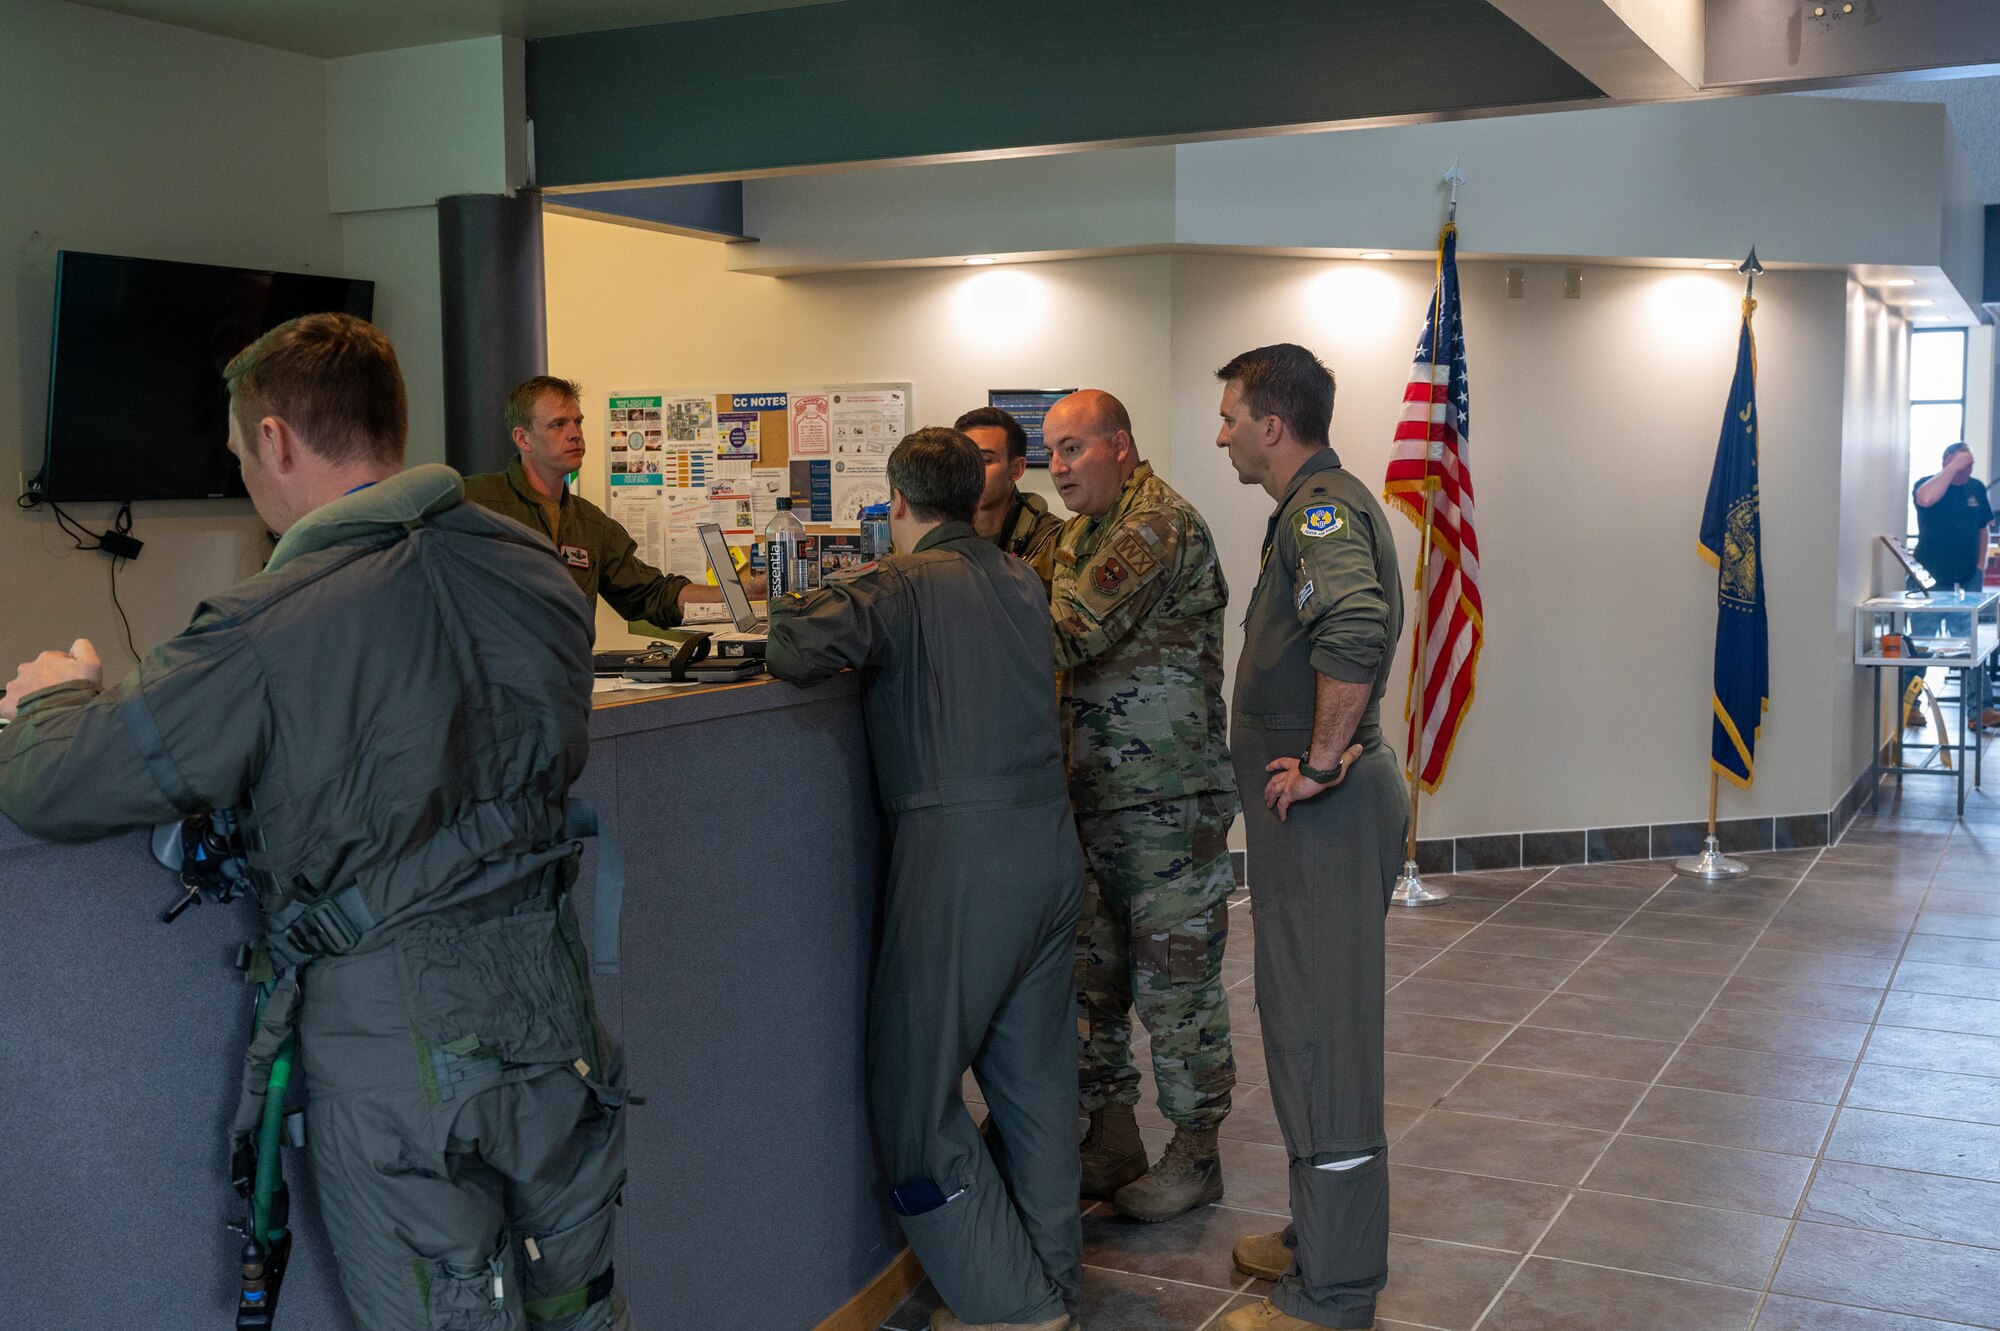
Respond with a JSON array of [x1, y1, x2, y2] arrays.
[[881, 773, 2000, 1331]]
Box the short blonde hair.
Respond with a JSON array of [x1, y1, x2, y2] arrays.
[[224, 313, 407, 467]]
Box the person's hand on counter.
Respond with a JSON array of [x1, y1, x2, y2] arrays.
[[676, 570, 770, 609], [2, 639, 103, 721]]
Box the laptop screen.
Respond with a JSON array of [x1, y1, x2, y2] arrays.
[[697, 523, 759, 630]]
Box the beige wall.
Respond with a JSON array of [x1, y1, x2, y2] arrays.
[[1836, 280, 1914, 802], [1, 0, 341, 674], [548, 213, 1886, 833]]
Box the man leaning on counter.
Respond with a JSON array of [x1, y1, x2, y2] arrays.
[[464, 375, 763, 630]]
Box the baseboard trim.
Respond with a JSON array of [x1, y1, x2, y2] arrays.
[[814, 1247, 925, 1331], [1402, 766, 1885, 873]]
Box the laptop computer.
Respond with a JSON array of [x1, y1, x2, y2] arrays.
[[697, 523, 769, 658]]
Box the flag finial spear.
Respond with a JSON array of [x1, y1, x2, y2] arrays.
[[1443, 160, 1466, 222], [1739, 247, 1763, 295]]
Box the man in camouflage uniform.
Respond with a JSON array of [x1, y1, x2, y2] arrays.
[[957, 406, 1063, 590], [1045, 389, 1239, 1223]]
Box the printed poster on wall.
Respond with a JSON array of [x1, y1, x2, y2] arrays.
[[664, 395, 717, 449], [790, 393, 831, 456], [607, 394, 664, 462], [830, 388, 906, 455]]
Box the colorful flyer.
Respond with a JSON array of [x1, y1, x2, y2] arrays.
[[607, 393, 664, 457], [664, 395, 716, 447], [790, 393, 832, 456], [717, 411, 760, 460]]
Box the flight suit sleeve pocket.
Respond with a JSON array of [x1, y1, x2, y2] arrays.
[[403, 910, 588, 1067]]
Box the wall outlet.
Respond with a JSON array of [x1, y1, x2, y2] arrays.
[[18, 470, 37, 499]]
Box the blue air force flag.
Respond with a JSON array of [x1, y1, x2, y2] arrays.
[[1698, 302, 1769, 788]]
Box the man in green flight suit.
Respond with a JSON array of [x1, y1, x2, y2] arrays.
[[1045, 389, 1240, 1223], [956, 405, 1063, 590], [465, 375, 758, 633], [0, 315, 630, 1331], [765, 428, 1085, 1331], [1212, 344, 1403, 1331]]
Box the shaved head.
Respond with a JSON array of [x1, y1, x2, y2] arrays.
[[1045, 389, 1140, 519], [1050, 389, 1133, 442]]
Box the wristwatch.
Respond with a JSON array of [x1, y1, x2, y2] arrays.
[[1297, 749, 1346, 784]]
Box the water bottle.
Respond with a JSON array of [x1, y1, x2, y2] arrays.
[[859, 504, 892, 562], [765, 497, 808, 597]]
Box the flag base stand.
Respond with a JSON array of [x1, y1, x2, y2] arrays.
[[1673, 835, 1749, 880], [1392, 860, 1452, 907]]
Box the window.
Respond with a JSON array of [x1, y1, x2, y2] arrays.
[[1908, 327, 1969, 535]]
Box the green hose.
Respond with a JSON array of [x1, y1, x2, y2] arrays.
[[251, 1032, 294, 1247]]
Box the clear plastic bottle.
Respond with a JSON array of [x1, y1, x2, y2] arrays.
[[765, 496, 809, 597]]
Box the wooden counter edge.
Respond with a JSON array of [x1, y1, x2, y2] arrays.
[[813, 1248, 925, 1331]]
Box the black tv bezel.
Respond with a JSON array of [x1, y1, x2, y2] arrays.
[[38, 250, 375, 504]]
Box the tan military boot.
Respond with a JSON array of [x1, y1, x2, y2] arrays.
[[1079, 1102, 1147, 1199], [1218, 1299, 1372, 1331], [929, 1310, 1075, 1331], [1113, 1125, 1223, 1221], [1232, 1229, 1290, 1279]]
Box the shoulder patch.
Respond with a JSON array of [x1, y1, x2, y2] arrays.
[[1298, 504, 1345, 540]]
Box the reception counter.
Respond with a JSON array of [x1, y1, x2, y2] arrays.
[[0, 674, 901, 1331]]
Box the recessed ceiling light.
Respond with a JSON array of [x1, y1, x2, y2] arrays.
[[963, 256, 996, 266], [1703, 261, 1735, 269], [1359, 252, 1393, 260], [1883, 278, 1916, 287], [1907, 298, 1935, 307]]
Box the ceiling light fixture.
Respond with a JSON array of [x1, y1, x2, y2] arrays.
[[1883, 278, 1916, 287], [1359, 251, 1393, 260], [1907, 298, 1935, 307], [1703, 261, 1735, 269], [963, 256, 997, 265]]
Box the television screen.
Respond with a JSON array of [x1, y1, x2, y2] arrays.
[[40, 251, 374, 503]]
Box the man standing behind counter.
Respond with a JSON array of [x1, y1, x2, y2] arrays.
[[764, 428, 1085, 1331], [1213, 343, 1401, 1331], [466, 375, 757, 630], [1045, 389, 1240, 1224], [956, 405, 1063, 588]]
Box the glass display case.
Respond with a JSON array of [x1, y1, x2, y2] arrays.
[[1855, 589, 1999, 665]]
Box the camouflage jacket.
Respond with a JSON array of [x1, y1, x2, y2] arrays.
[[1050, 462, 1238, 814], [987, 488, 1063, 590]]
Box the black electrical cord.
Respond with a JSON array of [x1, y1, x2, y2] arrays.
[[34, 497, 141, 664]]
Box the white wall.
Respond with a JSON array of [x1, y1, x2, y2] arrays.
[[1, 0, 342, 674], [1834, 279, 1911, 801], [549, 212, 1878, 831]]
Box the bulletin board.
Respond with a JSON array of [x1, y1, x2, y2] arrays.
[[602, 383, 911, 582]]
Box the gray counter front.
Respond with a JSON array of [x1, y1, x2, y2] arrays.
[[0, 674, 898, 1331]]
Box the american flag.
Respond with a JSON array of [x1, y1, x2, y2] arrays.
[[1382, 225, 1484, 794]]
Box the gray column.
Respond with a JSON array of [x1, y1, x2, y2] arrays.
[[438, 192, 547, 476]]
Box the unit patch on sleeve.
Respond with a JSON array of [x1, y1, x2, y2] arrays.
[[560, 545, 592, 569], [1298, 504, 1345, 540]]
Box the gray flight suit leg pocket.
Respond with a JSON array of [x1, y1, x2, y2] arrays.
[[420, 1248, 528, 1331], [519, 1195, 621, 1330]]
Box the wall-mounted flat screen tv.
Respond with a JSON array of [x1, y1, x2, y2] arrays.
[[40, 251, 374, 502]]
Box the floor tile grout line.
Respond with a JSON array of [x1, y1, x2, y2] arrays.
[[1461, 845, 1829, 1331], [1187, 1277, 1260, 1331], [1749, 796, 1962, 1329]]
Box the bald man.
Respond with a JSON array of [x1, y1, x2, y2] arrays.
[[1045, 390, 1240, 1223]]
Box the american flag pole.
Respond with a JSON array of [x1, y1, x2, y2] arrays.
[[1391, 162, 1466, 909]]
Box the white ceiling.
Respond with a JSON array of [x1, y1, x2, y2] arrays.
[[62, 0, 847, 58], [1799, 74, 2000, 204]]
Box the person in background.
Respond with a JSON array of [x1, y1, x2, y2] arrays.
[[465, 375, 760, 633], [1212, 342, 1399, 1331], [764, 428, 1085, 1331], [0, 315, 631, 1330], [1044, 388, 1240, 1224], [957, 405, 1063, 590], [1908, 441, 1998, 728]]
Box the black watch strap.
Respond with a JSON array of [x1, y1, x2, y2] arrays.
[[1297, 750, 1344, 783]]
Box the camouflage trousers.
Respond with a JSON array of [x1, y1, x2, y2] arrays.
[[1074, 791, 1238, 1131]]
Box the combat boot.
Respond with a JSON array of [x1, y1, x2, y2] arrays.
[[1231, 1229, 1290, 1279], [1218, 1299, 1373, 1331], [1112, 1125, 1222, 1221], [929, 1310, 1075, 1331], [1079, 1102, 1147, 1199]]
